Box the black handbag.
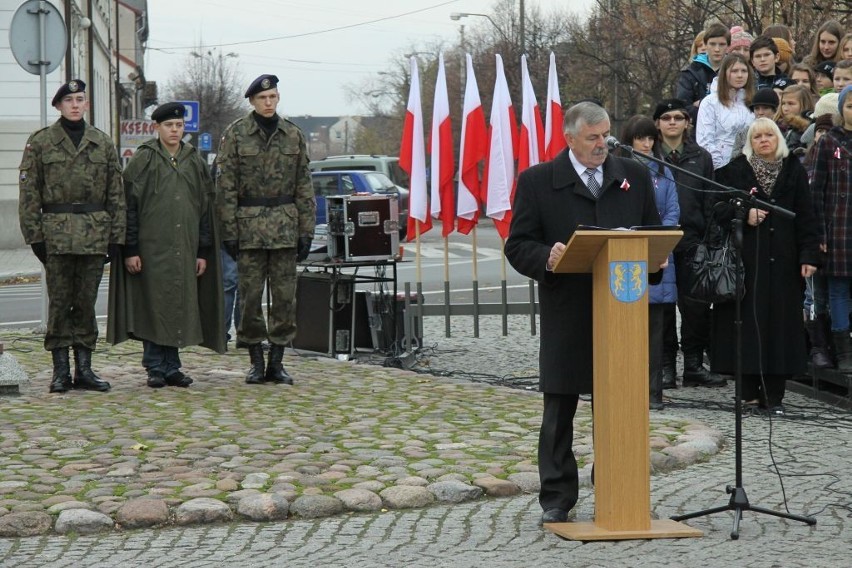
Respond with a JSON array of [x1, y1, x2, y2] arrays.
[[684, 223, 744, 304]]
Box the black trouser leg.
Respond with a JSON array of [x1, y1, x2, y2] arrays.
[[539, 393, 580, 512], [649, 304, 664, 405]]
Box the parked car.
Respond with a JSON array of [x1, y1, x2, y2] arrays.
[[311, 170, 409, 233], [309, 155, 409, 189]]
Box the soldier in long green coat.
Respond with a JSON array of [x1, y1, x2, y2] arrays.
[[107, 103, 225, 387], [18, 80, 125, 394], [217, 74, 315, 385]]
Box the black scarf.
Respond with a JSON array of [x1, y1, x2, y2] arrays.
[[252, 112, 279, 138], [60, 116, 85, 148]]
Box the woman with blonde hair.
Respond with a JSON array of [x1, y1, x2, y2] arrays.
[[712, 117, 820, 414]]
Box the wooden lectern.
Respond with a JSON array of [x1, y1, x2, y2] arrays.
[[547, 229, 703, 541]]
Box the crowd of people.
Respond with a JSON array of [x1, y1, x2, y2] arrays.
[[19, 75, 316, 393]]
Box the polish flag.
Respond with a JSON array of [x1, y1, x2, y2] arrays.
[[482, 54, 517, 239], [430, 53, 455, 236], [517, 54, 544, 173], [456, 54, 487, 235], [399, 57, 431, 239], [544, 52, 567, 161]]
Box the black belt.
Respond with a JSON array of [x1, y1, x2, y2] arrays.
[[238, 195, 294, 207], [41, 203, 105, 214]]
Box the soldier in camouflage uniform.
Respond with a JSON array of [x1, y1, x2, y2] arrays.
[[217, 74, 315, 385], [18, 80, 125, 393]]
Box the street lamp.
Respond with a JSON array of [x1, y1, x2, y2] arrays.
[[450, 3, 525, 52]]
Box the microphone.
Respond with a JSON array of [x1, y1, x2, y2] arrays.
[[605, 136, 626, 151]]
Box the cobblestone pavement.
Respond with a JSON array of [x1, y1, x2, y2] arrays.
[[0, 315, 850, 567]]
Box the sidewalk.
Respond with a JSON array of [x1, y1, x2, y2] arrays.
[[0, 247, 42, 281], [0, 315, 849, 566]]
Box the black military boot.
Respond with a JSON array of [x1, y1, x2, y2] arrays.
[[265, 343, 293, 385], [49, 347, 72, 393], [661, 352, 677, 389], [832, 331, 852, 373], [682, 350, 725, 387], [807, 316, 834, 369], [72, 347, 111, 391], [245, 344, 266, 384]]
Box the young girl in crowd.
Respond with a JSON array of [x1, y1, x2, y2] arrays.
[[697, 53, 755, 169], [790, 63, 821, 100], [838, 33, 852, 62], [810, 85, 852, 372], [777, 85, 815, 155], [804, 19, 844, 68]]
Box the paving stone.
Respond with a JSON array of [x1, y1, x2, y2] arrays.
[[0, 511, 52, 537], [379, 486, 435, 509], [289, 495, 344, 518], [174, 498, 233, 525], [427, 480, 483, 503], [240, 472, 270, 490], [54, 509, 114, 535], [47, 501, 94, 513], [333, 488, 383, 512], [506, 471, 540, 493], [472, 477, 521, 497], [236, 493, 289, 521]]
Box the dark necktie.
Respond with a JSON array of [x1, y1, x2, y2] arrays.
[[585, 168, 601, 198], [669, 150, 679, 164]]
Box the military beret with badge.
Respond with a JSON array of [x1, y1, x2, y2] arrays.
[[151, 102, 186, 123], [51, 79, 86, 106], [244, 74, 279, 98], [652, 98, 689, 121]]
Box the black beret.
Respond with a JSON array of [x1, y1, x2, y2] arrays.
[[815, 61, 835, 78], [652, 98, 689, 120], [151, 102, 186, 123], [749, 88, 779, 110], [773, 76, 792, 91], [51, 79, 86, 106], [245, 74, 279, 98]]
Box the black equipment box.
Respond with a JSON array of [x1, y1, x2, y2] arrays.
[[293, 272, 354, 356], [360, 290, 423, 352], [326, 194, 400, 262]]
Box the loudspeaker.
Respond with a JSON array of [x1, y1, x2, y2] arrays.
[[361, 290, 423, 352], [293, 272, 354, 355]]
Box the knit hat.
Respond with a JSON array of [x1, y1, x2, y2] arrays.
[[838, 85, 852, 114], [815, 92, 839, 117], [749, 88, 779, 111], [772, 38, 794, 68], [814, 113, 834, 132], [728, 26, 754, 52]]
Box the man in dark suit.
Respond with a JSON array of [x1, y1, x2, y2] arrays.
[[506, 101, 663, 525]]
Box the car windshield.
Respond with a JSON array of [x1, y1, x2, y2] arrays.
[[364, 173, 396, 192]]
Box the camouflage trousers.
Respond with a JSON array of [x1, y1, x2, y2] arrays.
[[237, 248, 297, 345], [44, 254, 105, 351]]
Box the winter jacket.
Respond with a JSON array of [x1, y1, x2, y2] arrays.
[[676, 54, 716, 123], [696, 77, 755, 170], [647, 160, 679, 304], [810, 126, 852, 276], [660, 139, 715, 252]]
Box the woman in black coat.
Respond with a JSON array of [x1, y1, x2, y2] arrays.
[[711, 117, 821, 415]]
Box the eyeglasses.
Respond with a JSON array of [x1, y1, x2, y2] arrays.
[[659, 114, 687, 122]]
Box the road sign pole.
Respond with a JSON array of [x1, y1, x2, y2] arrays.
[[37, 0, 49, 331]]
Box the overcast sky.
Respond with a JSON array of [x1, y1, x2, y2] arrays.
[[145, 0, 593, 118]]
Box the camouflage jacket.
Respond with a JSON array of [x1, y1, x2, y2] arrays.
[[217, 112, 315, 249], [18, 120, 125, 254]]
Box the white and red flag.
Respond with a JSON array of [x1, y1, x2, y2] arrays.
[[483, 54, 517, 239], [456, 54, 487, 235], [399, 56, 431, 239], [544, 52, 567, 161], [430, 53, 455, 236], [518, 54, 544, 173]]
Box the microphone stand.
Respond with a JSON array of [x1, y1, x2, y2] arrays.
[[612, 142, 816, 539]]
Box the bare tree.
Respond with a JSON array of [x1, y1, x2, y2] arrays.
[[165, 47, 247, 151]]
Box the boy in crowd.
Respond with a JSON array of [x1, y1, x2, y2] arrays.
[[834, 60, 852, 92], [677, 23, 730, 122], [750, 36, 786, 90], [815, 61, 835, 94]]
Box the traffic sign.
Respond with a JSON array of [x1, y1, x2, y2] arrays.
[[199, 132, 212, 151], [9, 0, 66, 75], [177, 100, 200, 132]]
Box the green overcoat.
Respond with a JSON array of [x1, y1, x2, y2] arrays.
[[107, 139, 225, 353]]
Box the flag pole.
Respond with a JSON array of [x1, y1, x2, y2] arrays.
[[471, 225, 480, 338], [443, 236, 450, 337], [501, 237, 508, 336]]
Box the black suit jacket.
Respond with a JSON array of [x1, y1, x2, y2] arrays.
[[506, 149, 663, 394]]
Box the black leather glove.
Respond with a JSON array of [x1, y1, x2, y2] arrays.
[[31, 242, 47, 264], [296, 236, 312, 262], [105, 243, 122, 265], [223, 240, 239, 261]]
